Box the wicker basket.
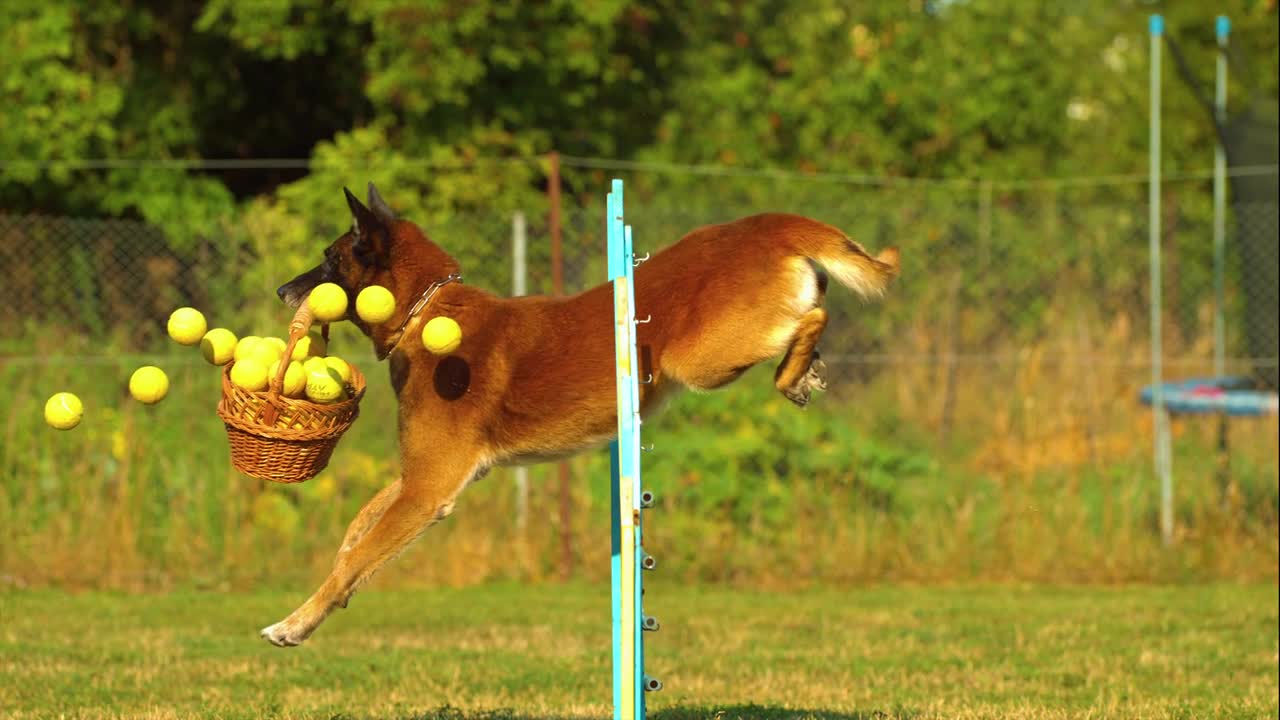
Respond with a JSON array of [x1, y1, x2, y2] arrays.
[[216, 303, 367, 483]]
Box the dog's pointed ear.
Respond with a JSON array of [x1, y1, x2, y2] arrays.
[[367, 182, 397, 225], [345, 186, 378, 237], [344, 186, 388, 266]]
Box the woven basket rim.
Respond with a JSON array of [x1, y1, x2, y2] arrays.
[[216, 361, 367, 441]]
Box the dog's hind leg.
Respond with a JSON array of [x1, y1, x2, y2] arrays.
[[774, 307, 829, 407], [260, 455, 482, 647]]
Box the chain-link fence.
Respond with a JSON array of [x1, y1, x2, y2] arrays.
[[1, 165, 1276, 589], [3, 171, 1275, 372]]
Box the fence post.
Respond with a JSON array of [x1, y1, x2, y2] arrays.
[[1149, 15, 1174, 547], [1213, 16, 1232, 499], [1213, 16, 1230, 380], [512, 211, 529, 534]]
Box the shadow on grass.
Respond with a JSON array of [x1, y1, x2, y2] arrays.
[[352, 704, 916, 720]]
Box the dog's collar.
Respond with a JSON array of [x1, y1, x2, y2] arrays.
[[380, 272, 463, 359]]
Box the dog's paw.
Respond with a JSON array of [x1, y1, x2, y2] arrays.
[[783, 384, 812, 407], [260, 621, 308, 648], [804, 354, 828, 392]]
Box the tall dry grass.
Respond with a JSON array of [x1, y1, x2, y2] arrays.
[[2, 301, 1275, 593]]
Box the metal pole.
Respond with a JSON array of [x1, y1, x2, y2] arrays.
[[549, 152, 565, 294], [512, 212, 529, 533], [1150, 15, 1173, 547], [1213, 16, 1230, 379], [1213, 17, 1233, 501]]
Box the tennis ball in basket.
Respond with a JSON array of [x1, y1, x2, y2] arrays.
[[302, 356, 329, 376], [166, 307, 207, 346], [422, 316, 462, 355], [305, 367, 345, 403], [248, 340, 282, 368], [264, 337, 288, 355], [128, 366, 169, 405], [356, 285, 396, 324], [200, 328, 238, 366], [230, 358, 269, 392], [324, 356, 352, 383], [44, 392, 83, 430], [307, 283, 348, 322], [290, 331, 327, 360], [269, 359, 307, 398], [233, 336, 262, 363]]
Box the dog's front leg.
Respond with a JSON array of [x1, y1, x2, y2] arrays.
[[260, 457, 481, 647], [335, 478, 402, 564]]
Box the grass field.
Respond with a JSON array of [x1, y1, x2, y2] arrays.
[[1, 583, 1275, 719]]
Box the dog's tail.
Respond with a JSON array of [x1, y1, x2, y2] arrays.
[[793, 222, 900, 300]]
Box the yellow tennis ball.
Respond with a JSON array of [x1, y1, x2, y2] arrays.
[[44, 392, 83, 430], [356, 285, 396, 324], [200, 328, 238, 366], [302, 356, 329, 376], [233, 336, 262, 363], [128, 366, 169, 405], [290, 331, 327, 360], [230, 358, 269, 392], [167, 307, 207, 346], [269, 359, 307, 398], [305, 368, 345, 403], [264, 337, 288, 355], [323, 356, 352, 383], [422, 316, 462, 355], [248, 340, 282, 369], [307, 282, 348, 322]]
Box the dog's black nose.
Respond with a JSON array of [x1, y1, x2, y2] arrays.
[[276, 284, 290, 301]]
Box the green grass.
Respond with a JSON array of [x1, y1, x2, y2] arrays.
[[1, 583, 1276, 719]]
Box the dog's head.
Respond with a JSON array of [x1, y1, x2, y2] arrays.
[[277, 183, 459, 335]]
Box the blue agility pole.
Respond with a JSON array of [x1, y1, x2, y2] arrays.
[[608, 179, 660, 720]]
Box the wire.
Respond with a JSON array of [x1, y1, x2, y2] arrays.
[[2, 155, 1274, 189]]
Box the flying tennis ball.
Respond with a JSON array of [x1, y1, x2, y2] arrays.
[[167, 307, 207, 346], [233, 336, 262, 363], [422, 316, 462, 355], [230, 358, 269, 392], [269, 359, 307, 398], [290, 331, 327, 360], [323, 356, 352, 383], [307, 282, 348, 322], [44, 392, 83, 430], [128, 366, 169, 405], [200, 328, 238, 366], [305, 367, 345, 404], [356, 285, 396, 324]]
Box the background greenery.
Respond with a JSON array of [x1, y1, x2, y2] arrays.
[[0, 0, 1277, 591]]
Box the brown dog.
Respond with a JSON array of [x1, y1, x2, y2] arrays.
[[262, 183, 899, 647]]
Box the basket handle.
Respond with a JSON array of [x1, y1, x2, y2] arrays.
[[272, 300, 316, 396], [259, 301, 318, 427]]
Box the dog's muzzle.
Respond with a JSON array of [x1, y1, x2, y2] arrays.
[[277, 266, 327, 308]]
